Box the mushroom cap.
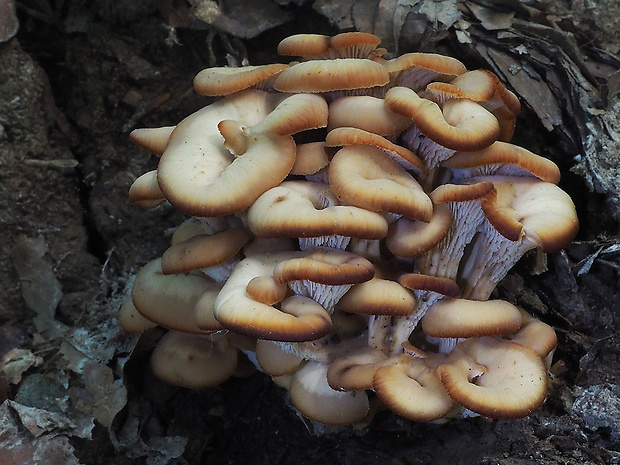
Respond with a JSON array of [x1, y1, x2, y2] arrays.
[[131, 258, 215, 334], [277, 34, 331, 57], [327, 95, 412, 135], [128, 170, 166, 209], [444, 141, 561, 184], [425, 69, 496, 104], [274, 58, 389, 93], [373, 354, 455, 422], [290, 142, 330, 176], [129, 126, 175, 155], [421, 298, 523, 338], [247, 181, 388, 240], [429, 181, 495, 204], [289, 361, 370, 425], [338, 277, 416, 316], [398, 273, 460, 298], [273, 247, 375, 286], [193, 280, 225, 331], [386, 203, 453, 258], [436, 337, 548, 418], [384, 53, 467, 90], [278, 32, 382, 59], [326, 346, 389, 391], [245, 275, 288, 305], [385, 86, 501, 151], [157, 90, 327, 217], [326, 126, 425, 174], [160, 228, 251, 275], [118, 297, 157, 333], [150, 331, 238, 389], [506, 309, 558, 359], [478, 176, 579, 252], [328, 145, 433, 221], [255, 339, 303, 376], [193, 64, 288, 96], [214, 252, 333, 341]]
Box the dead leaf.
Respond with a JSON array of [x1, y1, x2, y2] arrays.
[[0, 348, 44, 384]]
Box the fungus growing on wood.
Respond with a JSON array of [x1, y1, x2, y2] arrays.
[[121, 31, 577, 425]]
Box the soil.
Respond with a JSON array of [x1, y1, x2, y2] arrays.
[[1, 1, 619, 464]]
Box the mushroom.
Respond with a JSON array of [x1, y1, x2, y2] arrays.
[[157, 90, 327, 217], [131, 258, 216, 334], [373, 353, 456, 422], [328, 144, 433, 221], [327, 95, 412, 136], [385, 86, 500, 170], [214, 251, 333, 342], [443, 141, 561, 184], [128, 170, 166, 209], [458, 176, 578, 299], [160, 227, 251, 280], [436, 337, 548, 418], [150, 331, 238, 389], [384, 53, 467, 92], [273, 247, 375, 312], [289, 361, 370, 425], [247, 180, 388, 250], [193, 64, 288, 96]]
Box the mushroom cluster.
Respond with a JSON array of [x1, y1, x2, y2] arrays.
[[120, 32, 578, 425]]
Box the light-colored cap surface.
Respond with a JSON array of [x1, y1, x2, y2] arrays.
[[157, 90, 327, 217], [479, 177, 579, 252], [193, 64, 288, 96], [214, 252, 333, 341], [248, 181, 388, 240], [338, 277, 416, 316], [150, 331, 238, 389], [274, 59, 389, 93], [386, 86, 500, 151], [128, 170, 166, 209], [422, 298, 523, 338], [328, 95, 412, 135], [328, 145, 432, 221], [373, 354, 455, 421], [129, 126, 175, 155], [386, 203, 452, 258], [161, 228, 251, 275], [437, 337, 548, 418], [289, 361, 370, 425], [132, 258, 216, 334], [327, 346, 389, 391]]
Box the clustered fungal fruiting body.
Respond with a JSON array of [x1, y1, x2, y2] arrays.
[[120, 32, 579, 425]]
